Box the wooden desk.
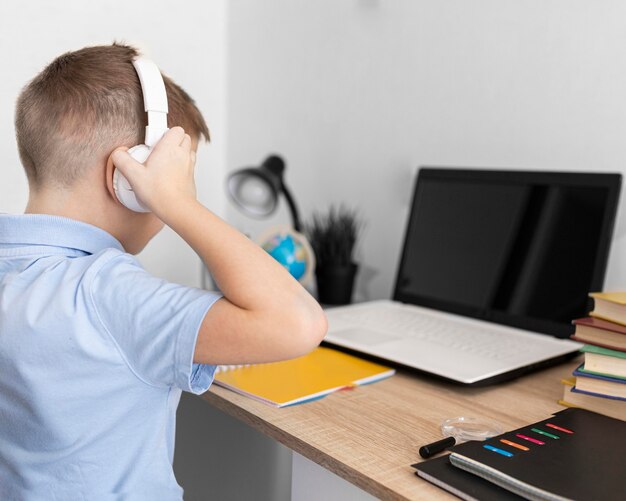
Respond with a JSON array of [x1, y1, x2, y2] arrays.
[[203, 358, 580, 500]]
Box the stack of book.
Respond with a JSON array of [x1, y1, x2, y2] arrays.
[[561, 291, 626, 420]]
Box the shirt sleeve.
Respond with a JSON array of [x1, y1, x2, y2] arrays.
[[88, 251, 222, 394]]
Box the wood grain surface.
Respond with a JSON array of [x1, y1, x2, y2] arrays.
[[202, 358, 581, 500]]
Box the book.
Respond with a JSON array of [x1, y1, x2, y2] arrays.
[[559, 377, 626, 421], [573, 363, 626, 381], [581, 343, 626, 378], [447, 408, 626, 500], [573, 364, 626, 400], [589, 291, 626, 326], [213, 347, 395, 407], [571, 316, 626, 352], [412, 455, 524, 501]]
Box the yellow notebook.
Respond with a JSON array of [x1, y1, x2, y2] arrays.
[[214, 347, 395, 407]]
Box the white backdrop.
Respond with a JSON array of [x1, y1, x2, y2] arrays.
[[5, 1, 623, 298], [0, 0, 227, 287]]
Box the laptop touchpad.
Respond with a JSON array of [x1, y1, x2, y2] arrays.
[[332, 328, 401, 346]]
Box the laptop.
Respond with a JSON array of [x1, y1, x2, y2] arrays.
[[324, 168, 622, 385]]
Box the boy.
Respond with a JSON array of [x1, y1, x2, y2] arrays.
[[0, 44, 326, 499]]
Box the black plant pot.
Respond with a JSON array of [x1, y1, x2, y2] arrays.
[[315, 263, 358, 305]]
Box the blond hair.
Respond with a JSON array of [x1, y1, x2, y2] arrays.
[[15, 43, 209, 188]]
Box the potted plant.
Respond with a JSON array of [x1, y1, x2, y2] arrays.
[[305, 205, 362, 305]]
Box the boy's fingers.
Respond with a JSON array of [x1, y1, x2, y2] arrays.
[[154, 126, 185, 152], [181, 134, 192, 151], [111, 148, 143, 178]]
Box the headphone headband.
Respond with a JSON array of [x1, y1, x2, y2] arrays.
[[113, 57, 169, 212], [133, 58, 168, 147]]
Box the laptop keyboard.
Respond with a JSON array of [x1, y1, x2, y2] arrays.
[[331, 306, 535, 361]]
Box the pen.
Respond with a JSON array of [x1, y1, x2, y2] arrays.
[[419, 436, 456, 459]]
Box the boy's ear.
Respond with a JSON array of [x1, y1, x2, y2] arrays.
[[105, 148, 128, 204]]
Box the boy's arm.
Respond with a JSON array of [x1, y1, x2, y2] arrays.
[[112, 128, 327, 365]]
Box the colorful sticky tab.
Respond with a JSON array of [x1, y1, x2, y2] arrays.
[[483, 444, 514, 457], [516, 433, 545, 445], [500, 439, 529, 451], [531, 428, 560, 440], [545, 423, 574, 434]]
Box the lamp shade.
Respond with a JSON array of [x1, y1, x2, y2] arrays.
[[227, 155, 302, 231], [227, 167, 280, 217]]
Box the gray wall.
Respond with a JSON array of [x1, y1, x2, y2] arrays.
[[174, 394, 292, 501], [225, 0, 626, 300]]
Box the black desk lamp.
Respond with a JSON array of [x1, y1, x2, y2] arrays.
[[227, 155, 302, 232]]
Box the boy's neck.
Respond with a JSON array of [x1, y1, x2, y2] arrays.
[[25, 183, 118, 237], [24, 182, 162, 255]]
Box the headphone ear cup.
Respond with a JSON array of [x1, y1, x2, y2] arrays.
[[112, 144, 152, 213]]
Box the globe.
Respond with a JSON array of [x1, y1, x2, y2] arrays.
[[257, 225, 315, 286]]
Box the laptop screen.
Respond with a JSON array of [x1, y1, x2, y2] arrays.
[[393, 168, 621, 338]]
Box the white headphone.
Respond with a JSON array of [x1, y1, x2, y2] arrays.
[[113, 57, 168, 212]]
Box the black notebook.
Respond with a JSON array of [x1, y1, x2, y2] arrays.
[[412, 455, 524, 501], [441, 408, 625, 500]]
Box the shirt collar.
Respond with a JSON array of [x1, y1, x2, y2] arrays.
[[0, 214, 124, 255]]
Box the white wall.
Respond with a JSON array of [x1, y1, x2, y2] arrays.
[[226, 0, 626, 299], [0, 0, 227, 287]]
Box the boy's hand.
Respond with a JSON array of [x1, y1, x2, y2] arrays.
[[111, 127, 197, 216], [112, 128, 327, 365]]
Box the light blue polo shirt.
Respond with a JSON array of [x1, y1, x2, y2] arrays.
[[0, 214, 222, 500]]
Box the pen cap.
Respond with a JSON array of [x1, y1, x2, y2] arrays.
[[419, 436, 456, 459]]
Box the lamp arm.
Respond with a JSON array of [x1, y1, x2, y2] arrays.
[[280, 183, 302, 232]]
